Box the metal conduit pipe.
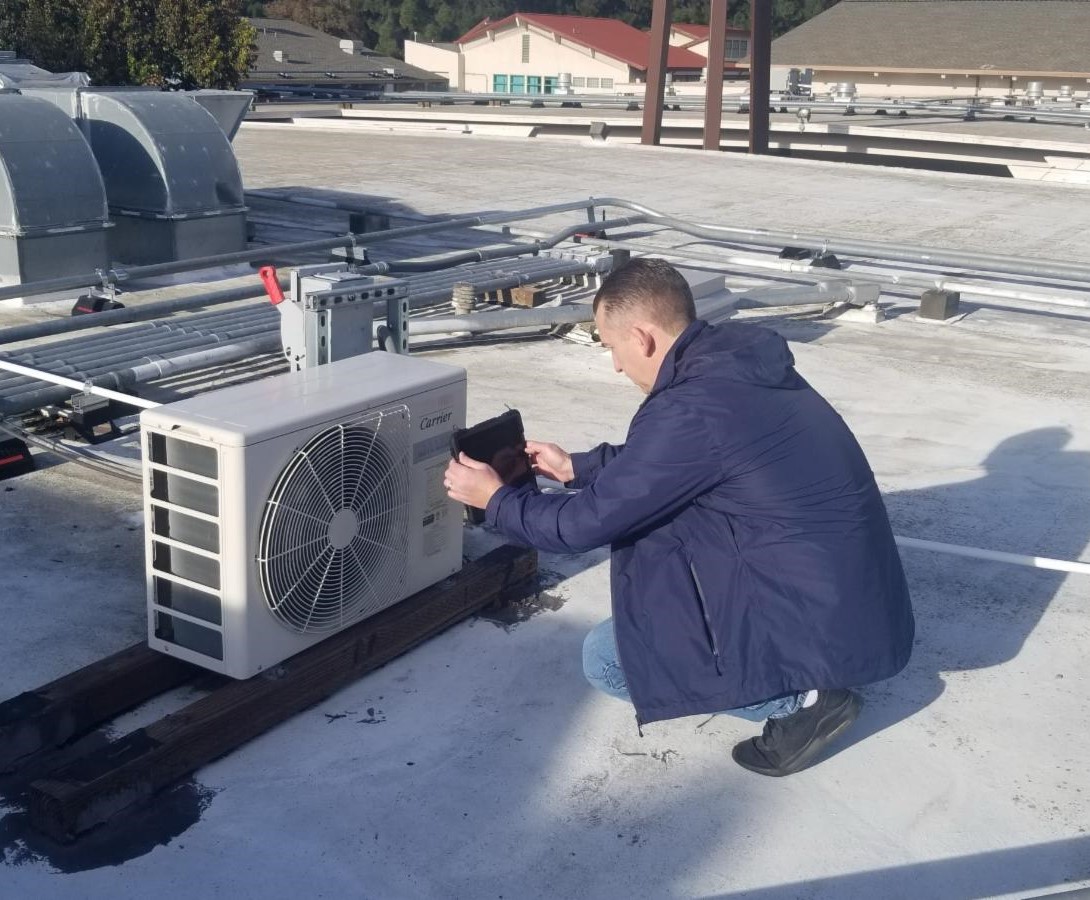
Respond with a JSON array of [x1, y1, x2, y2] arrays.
[[726, 281, 858, 308], [122, 336, 281, 384], [0, 300, 276, 350], [0, 197, 617, 303], [375, 262, 598, 316], [588, 198, 1090, 285], [1, 305, 275, 358], [399, 283, 856, 337], [0, 321, 278, 397], [0, 259, 592, 394], [468, 195, 1090, 289], [0, 331, 161, 376], [848, 267, 1090, 311], [509, 199, 1090, 288], [371, 216, 644, 275], [4, 252, 588, 357], [2, 320, 162, 353], [405, 304, 594, 336], [0, 259, 819, 396], [378, 89, 1090, 121], [0, 338, 280, 403], [0, 337, 232, 391], [399, 266, 596, 311], [658, 249, 1090, 311], [0, 282, 284, 345], [408, 259, 594, 289], [13, 193, 1086, 303], [145, 303, 274, 326], [4, 327, 273, 379], [408, 257, 591, 286], [379, 259, 587, 298], [6, 313, 275, 368], [0, 336, 280, 415]]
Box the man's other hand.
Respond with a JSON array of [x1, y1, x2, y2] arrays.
[[445, 452, 504, 509], [526, 441, 574, 484]]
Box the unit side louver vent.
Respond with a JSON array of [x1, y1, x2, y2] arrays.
[[257, 405, 412, 633]]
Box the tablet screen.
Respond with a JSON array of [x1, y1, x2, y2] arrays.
[[450, 409, 535, 519]]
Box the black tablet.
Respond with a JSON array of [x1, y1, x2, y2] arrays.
[[450, 409, 535, 521]]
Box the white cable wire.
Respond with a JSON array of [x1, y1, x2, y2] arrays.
[[533, 477, 1090, 576], [0, 358, 160, 410], [895, 535, 1090, 576]]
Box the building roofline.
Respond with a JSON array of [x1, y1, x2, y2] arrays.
[[457, 12, 707, 71]]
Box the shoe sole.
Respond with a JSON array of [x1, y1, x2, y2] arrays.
[[733, 692, 863, 777]]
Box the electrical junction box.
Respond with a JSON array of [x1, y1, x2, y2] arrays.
[[278, 265, 409, 370]]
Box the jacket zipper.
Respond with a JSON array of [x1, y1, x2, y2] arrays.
[[690, 562, 724, 676]]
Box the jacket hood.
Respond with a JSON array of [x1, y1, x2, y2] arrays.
[[652, 320, 799, 396]]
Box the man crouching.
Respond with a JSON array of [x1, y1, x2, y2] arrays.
[[446, 257, 914, 776]]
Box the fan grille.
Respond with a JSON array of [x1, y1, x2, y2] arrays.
[[257, 405, 412, 633]]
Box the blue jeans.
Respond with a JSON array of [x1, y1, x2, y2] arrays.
[[582, 617, 804, 722]]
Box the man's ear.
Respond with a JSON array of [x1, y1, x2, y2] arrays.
[[631, 323, 656, 357]]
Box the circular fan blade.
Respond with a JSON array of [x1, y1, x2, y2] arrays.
[[258, 407, 411, 634]]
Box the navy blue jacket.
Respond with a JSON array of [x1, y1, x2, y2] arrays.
[[486, 319, 914, 725]]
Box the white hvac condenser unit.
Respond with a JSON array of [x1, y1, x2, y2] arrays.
[[139, 352, 467, 678]]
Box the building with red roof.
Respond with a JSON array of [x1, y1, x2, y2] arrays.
[[406, 13, 709, 95], [670, 21, 751, 69]]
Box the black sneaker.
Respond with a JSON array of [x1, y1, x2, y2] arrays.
[[731, 689, 862, 777]]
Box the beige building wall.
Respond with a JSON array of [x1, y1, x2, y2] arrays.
[[669, 28, 699, 47], [460, 25, 631, 93], [403, 41, 461, 89], [807, 69, 1090, 100], [688, 35, 749, 62], [686, 38, 709, 59]]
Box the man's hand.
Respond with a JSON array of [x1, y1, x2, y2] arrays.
[[526, 440, 574, 484], [445, 452, 504, 509]]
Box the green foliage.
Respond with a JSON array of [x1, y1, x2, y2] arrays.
[[1, 0, 85, 71], [2, 0, 256, 89], [256, 0, 836, 57], [0, 0, 27, 56]]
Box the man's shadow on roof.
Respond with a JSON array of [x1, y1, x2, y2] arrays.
[[843, 426, 1090, 749]]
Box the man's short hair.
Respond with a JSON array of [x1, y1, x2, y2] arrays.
[[592, 258, 696, 332]]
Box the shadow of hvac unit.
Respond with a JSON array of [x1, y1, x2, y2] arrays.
[[0, 93, 111, 286], [18, 87, 248, 266]]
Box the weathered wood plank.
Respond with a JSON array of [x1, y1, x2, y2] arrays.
[[0, 643, 197, 773], [28, 544, 537, 842]]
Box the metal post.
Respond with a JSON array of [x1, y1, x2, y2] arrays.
[[641, 0, 673, 146], [749, 0, 772, 154], [703, 0, 729, 150]]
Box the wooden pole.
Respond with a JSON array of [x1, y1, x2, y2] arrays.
[[749, 0, 772, 154], [702, 0, 729, 150], [641, 0, 674, 146]]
